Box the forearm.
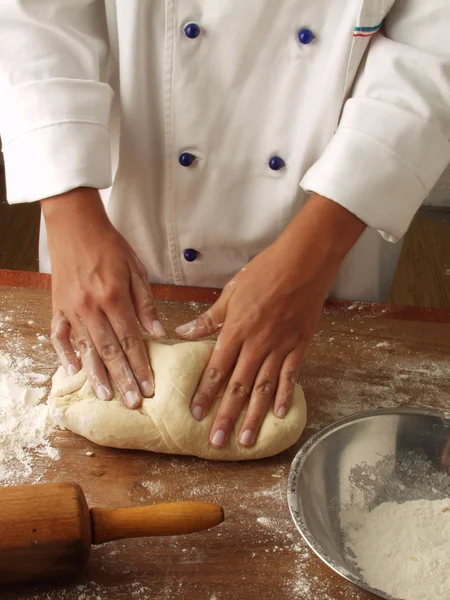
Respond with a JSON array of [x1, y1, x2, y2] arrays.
[[275, 194, 366, 288]]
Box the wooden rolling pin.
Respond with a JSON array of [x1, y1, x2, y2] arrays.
[[0, 482, 224, 585]]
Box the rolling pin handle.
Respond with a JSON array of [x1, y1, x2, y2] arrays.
[[90, 501, 224, 545]]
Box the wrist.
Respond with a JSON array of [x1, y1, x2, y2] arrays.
[[274, 194, 366, 289], [41, 187, 109, 230]]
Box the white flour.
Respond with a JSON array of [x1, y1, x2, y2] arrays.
[[342, 499, 450, 600], [0, 354, 58, 485]]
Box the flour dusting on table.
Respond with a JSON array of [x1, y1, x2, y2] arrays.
[[0, 358, 58, 485], [0, 308, 58, 485], [25, 581, 156, 600]]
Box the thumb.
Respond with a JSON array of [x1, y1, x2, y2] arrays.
[[130, 272, 166, 338], [175, 287, 231, 340]]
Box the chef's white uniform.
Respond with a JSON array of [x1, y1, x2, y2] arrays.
[[1, 1, 449, 301]]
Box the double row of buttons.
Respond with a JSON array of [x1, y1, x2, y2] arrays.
[[179, 22, 315, 262], [183, 21, 315, 44], [179, 152, 286, 171]]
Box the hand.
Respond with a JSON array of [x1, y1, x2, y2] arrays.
[[176, 194, 366, 448], [42, 187, 166, 409]]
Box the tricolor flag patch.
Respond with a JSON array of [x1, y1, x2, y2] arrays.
[[353, 20, 384, 37]]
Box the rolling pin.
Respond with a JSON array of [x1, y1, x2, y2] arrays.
[[0, 482, 224, 585]]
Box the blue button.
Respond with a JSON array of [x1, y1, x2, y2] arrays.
[[184, 22, 201, 39], [298, 28, 314, 45], [269, 156, 285, 171], [184, 248, 198, 262], [179, 152, 196, 167]]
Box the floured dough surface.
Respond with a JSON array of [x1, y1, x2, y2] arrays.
[[49, 341, 307, 461]]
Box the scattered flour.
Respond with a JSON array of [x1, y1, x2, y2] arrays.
[[141, 480, 164, 495], [342, 499, 450, 600], [0, 353, 58, 485], [189, 301, 205, 312], [375, 341, 390, 348], [244, 477, 360, 600], [25, 581, 157, 600]]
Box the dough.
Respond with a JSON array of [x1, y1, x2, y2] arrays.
[[49, 341, 307, 461]]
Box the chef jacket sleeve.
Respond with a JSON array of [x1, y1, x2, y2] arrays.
[[300, 0, 450, 242], [0, 0, 113, 203]]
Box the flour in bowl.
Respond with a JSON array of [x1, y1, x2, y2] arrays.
[[342, 498, 450, 600]]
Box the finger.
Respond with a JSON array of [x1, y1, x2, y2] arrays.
[[273, 348, 305, 419], [130, 271, 166, 339], [129, 250, 148, 279], [83, 310, 143, 409], [238, 353, 283, 447], [190, 329, 240, 422], [209, 347, 264, 449], [50, 310, 80, 376], [175, 307, 224, 340], [71, 317, 113, 402], [106, 298, 155, 398], [175, 284, 232, 339]]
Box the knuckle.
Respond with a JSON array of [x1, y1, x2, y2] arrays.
[[119, 335, 142, 354], [76, 337, 94, 355], [224, 279, 236, 291], [50, 330, 65, 343], [76, 290, 92, 311], [98, 342, 122, 362], [255, 379, 275, 396], [229, 380, 249, 399], [100, 286, 122, 307], [196, 311, 216, 332], [139, 295, 155, 311], [246, 304, 263, 326], [193, 391, 212, 407], [206, 367, 225, 386], [51, 310, 66, 328]]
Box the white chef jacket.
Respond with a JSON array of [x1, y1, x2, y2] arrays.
[[1, 1, 449, 302]]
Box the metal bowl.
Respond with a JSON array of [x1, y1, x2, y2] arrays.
[[288, 408, 450, 600]]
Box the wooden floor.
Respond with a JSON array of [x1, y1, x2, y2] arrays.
[[1, 166, 449, 308]]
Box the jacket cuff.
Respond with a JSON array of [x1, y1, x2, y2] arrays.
[[300, 97, 450, 242], [1, 78, 113, 203]]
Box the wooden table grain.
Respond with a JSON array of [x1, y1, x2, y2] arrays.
[[1, 270, 449, 600]]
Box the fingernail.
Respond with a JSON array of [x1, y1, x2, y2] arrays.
[[191, 405, 203, 421], [152, 320, 166, 338], [141, 380, 154, 397], [175, 320, 197, 336], [125, 390, 141, 409], [277, 406, 287, 419], [239, 429, 255, 447], [67, 364, 78, 377], [211, 429, 226, 448], [96, 385, 111, 401]]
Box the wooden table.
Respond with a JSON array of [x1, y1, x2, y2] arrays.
[[1, 269, 449, 600]]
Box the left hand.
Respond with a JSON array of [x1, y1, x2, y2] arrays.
[[175, 194, 366, 449]]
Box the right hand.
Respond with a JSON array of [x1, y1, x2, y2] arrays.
[[42, 187, 165, 409]]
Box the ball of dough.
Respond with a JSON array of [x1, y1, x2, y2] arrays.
[[49, 341, 307, 461]]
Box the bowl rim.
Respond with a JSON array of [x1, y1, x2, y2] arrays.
[[287, 406, 450, 600]]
